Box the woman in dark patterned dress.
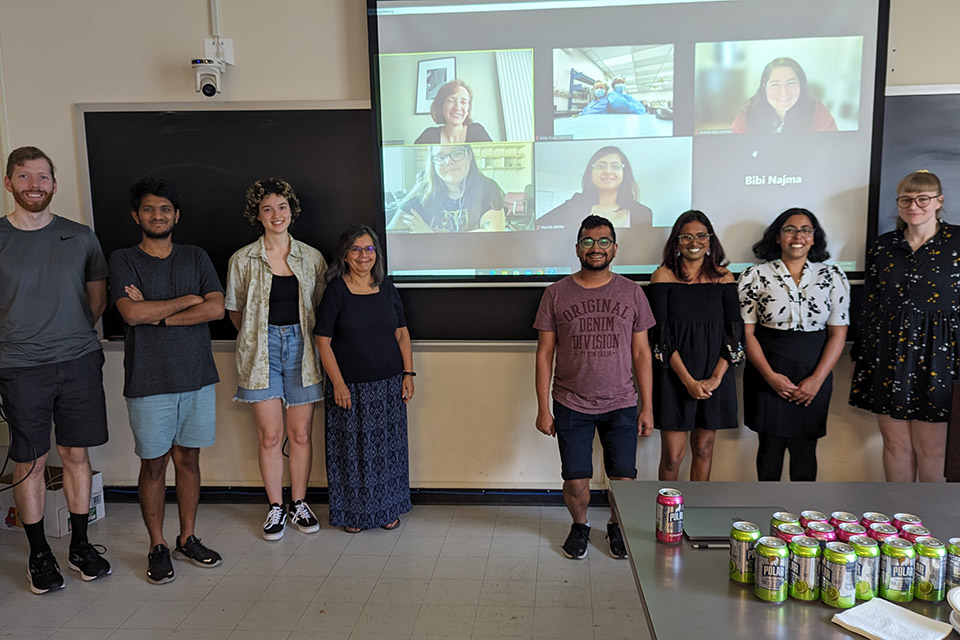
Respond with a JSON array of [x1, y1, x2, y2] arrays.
[[315, 225, 415, 531], [738, 208, 849, 481], [850, 171, 957, 482], [649, 210, 743, 481]]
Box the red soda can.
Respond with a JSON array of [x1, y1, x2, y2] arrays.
[[900, 524, 932, 543], [868, 523, 899, 542], [837, 522, 868, 543], [892, 513, 923, 531], [806, 521, 837, 545], [861, 512, 891, 529], [799, 511, 828, 528], [655, 488, 683, 544], [776, 523, 806, 543], [829, 511, 859, 529]]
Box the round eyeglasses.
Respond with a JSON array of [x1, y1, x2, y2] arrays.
[[431, 147, 469, 165], [677, 232, 711, 245], [577, 237, 614, 250], [896, 194, 939, 209]]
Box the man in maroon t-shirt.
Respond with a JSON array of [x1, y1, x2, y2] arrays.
[[534, 215, 655, 560]]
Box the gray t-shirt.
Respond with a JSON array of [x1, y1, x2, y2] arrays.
[[0, 215, 108, 368], [109, 244, 223, 398], [534, 274, 655, 414]]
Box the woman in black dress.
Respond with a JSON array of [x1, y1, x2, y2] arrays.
[[649, 210, 742, 481], [315, 225, 415, 531], [738, 208, 849, 481], [850, 171, 956, 482]]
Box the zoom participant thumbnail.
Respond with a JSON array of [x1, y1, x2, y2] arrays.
[[694, 36, 863, 135], [378, 49, 534, 145], [383, 143, 534, 234]]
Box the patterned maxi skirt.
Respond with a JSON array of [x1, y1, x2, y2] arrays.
[[324, 373, 412, 529]]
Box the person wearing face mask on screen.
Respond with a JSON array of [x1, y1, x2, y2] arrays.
[[578, 80, 610, 116], [606, 76, 647, 115]]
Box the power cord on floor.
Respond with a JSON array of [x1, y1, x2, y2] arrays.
[[0, 399, 38, 493]]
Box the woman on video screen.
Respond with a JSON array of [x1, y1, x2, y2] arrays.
[[578, 80, 610, 116], [606, 76, 647, 115], [387, 145, 505, 233], [414, 79, 493, 145], [731, 57, 837, 134], [536, 146, 652, 231]]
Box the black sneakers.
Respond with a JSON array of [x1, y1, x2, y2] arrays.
[[174, 535, 223, 567], [289, 500, 320, 534], [606, 522, 628, 559], [67, 542, 112, 581], [147, 544, 175, 584], [27, 550, 65, 594], [561, 523, 591, 559], [263, 503, 287, 540]]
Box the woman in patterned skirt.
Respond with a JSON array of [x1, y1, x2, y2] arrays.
[[850, 171, 957, 482], [315, 224, 414, 532]]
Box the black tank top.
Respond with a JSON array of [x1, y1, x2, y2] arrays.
[[268, 275, 300, 326]]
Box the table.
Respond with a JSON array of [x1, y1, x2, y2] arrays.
[[609, 481, 960, 640]]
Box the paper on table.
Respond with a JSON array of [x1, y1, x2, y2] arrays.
[[832, 598, 954, 640]]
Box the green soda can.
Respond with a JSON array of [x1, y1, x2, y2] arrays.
[[947, 537, 960, 591], [754, 536, 789, 603], [788, 536, 820, 601], [770, 512, 800, 537], [730, 521, 761, 583], [821, 542, 857, 608], [880, 537, 916, 602], [849, 535, 880, 601], [913, 537, 947, 602]]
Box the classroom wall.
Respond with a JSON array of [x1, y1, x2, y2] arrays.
[[0, 0, 954, 488]]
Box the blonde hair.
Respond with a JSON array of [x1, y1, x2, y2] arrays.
[[896, 170, 941, 196]]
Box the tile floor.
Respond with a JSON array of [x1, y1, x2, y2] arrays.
[[0, 502, 650, 640]]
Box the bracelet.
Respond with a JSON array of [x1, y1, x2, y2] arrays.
[[402, 371, 416, 377]]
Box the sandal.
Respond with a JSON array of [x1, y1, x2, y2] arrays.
[[343, 526, 363, 534], [381, 518, 401, 531]]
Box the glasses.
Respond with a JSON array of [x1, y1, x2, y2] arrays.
[[592, 161, 624, 172], [896, 194, 939, 209], [577, 237, 614, 250], [348, 245, 376, 256], [431, 147, 469, 165], [677, 232, 711, 245], [780, 226, 814, 238]]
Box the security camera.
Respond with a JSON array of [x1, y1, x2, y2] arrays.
[[192, 58, 223, 98]]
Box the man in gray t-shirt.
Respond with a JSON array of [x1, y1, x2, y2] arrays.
[[109, 178, 225, 584], [0, 147, 111, 594], [534, 215, 655, 561]]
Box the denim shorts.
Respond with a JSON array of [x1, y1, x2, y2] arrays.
[[553, 400, 638, 481], [234, 324, 322, 407], [126, 384, 216, 459]]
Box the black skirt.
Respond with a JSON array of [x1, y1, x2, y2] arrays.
[[743, 326, 831, 438]]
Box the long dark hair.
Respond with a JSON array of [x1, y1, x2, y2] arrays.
[[579, 146, 639, 209], [326, 224, 386, 286], [661, 210, 728, 282], [752, 207, 831, 262], [743, 57, 816, 134]]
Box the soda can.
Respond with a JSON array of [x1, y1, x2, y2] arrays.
[[806, 522, 837, 546], [821, 542, 857, 609], [776, 523, 806, 544], [946, 537, 960, 591], [770, 512, 800, 537], [754, 536, 789, 603], [892, 513, 923, 531], [829, 511, 859, 529], [729, 521, 761, 583], [788, 536, 820, 601], [862, 512, 891, 528], [837, 522, 868, 543], [880, 537, 916, 602], [869, 523, 899, 542], [900, 524, 932, 544], [913, 537, 947, 602], [799, 510, 828, 528], [849, 535, 880, 601], [655, 488, 683, 544]]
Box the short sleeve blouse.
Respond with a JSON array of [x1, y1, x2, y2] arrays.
[[738, 260, 850, 331]]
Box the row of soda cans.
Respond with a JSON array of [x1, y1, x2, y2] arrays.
[[729, 510, 960, 606]]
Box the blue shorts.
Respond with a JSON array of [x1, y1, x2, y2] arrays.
[[126, 384, 216, 459], [234, 324, 321, 407], [554, 401, 638, 481]]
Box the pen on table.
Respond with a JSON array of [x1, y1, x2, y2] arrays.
[[689, 543, 730, 549]]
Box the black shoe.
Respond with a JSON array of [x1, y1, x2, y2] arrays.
[[27, 550, 65, 595], [289, 500, 320, 534], [174, 535, 222, 568], [561, 523, 590, 559], [263, 503, 286, 541], [606, 522, 628, 559], [67, 542, 111, 581], [147, 544, 175, 584]]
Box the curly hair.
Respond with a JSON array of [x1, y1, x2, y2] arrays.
[[243, 178, 302, 232], [661, 210, 728, 282], [752, 207, 831, 263]]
